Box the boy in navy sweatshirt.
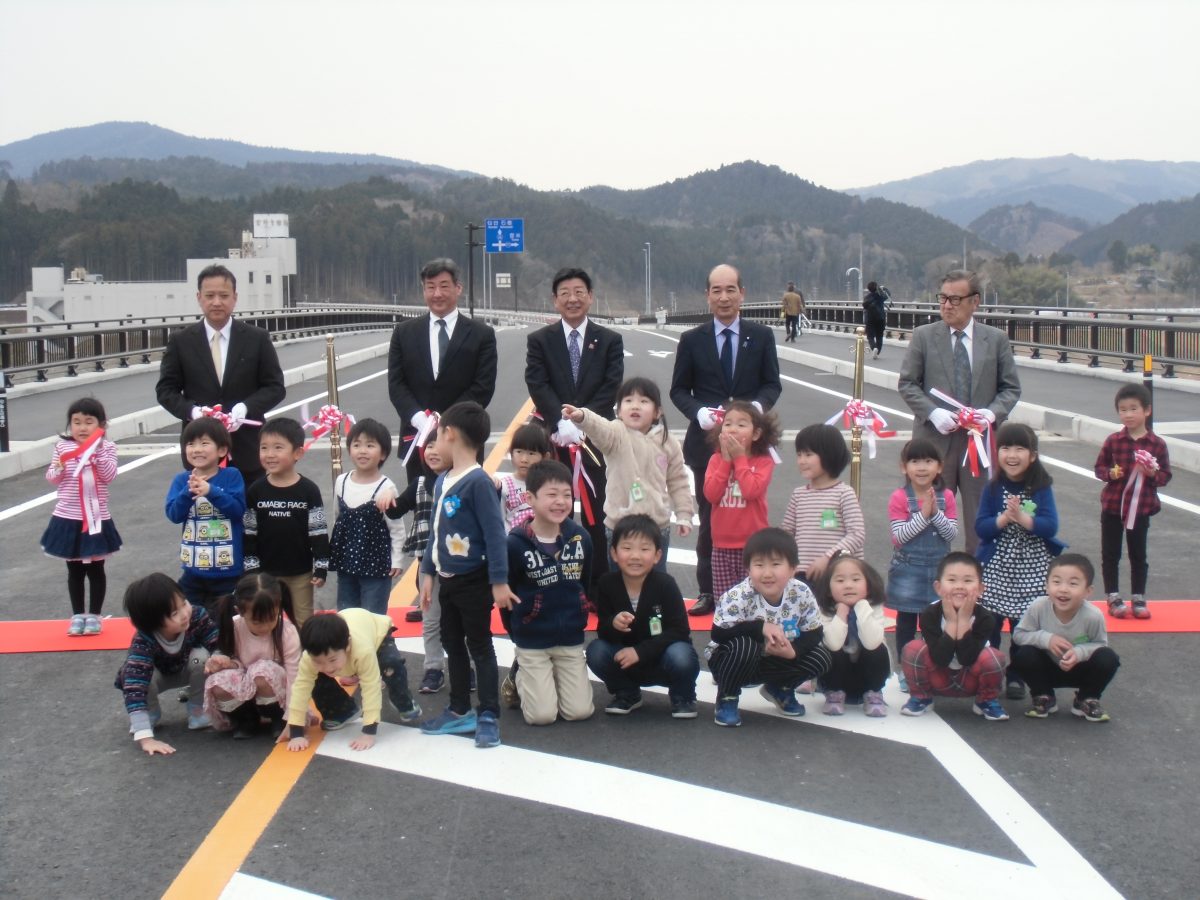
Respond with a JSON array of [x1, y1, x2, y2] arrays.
[[165, 417, 246, 614], [418, 402, 517, 748], [506, 460, 594, 725]]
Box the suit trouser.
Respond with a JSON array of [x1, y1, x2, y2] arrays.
[[940, 429, 986, 555], [690, 462, 714, 596], [555, 445, 608, 592]]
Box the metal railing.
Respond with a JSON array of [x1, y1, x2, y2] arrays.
[[674, 301, 1200, 378], [5, 300, 1199, 387]]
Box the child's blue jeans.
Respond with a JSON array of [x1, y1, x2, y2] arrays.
[[336, 574, 392, 616]]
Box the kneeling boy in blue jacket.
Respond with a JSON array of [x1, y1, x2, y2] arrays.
[[506, 460, 594, 725]]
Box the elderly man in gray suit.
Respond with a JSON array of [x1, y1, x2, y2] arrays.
[[898, 270, 1021, 553]]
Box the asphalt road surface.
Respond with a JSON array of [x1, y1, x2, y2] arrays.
[[2, 323, 1198, 899]]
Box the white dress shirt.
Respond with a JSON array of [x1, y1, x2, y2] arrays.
[[429, 308, 460, 379]]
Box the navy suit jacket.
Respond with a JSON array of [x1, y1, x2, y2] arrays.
[[669, 318, 782, 469], [387, 312, 498, 439], [155, 319, 286, 478], [524, 320, 624, 429]]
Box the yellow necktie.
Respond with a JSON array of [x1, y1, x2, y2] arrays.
[[210, 332, 223, 381]]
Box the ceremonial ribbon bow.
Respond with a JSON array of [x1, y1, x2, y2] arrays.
[[930, 388, 992, 476], [825, 399, 896, 459], [402, 410, 439, 466], [302, 404, 356, 449], [200, 404, 262, 432], [568, 441, 599, 526], [58, 429, 105, 535], [1120, 448, 1159, 530]]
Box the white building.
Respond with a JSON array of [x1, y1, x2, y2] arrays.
[[26, 215, 298, 323]]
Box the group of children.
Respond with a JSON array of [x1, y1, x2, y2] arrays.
[[37, 376, 1169, 753]]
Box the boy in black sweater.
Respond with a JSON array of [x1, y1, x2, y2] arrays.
[[243, 418, 330, 625], [586, 514, 700, 718], [900, 551, 1009, 721]]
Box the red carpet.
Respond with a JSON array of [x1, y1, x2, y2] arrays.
[[3, 600, 1199, 654]]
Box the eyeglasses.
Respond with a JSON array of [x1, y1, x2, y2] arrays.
[[936, 292, 979, 306]]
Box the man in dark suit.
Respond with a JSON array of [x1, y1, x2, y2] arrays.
[[156, 263, 286, 485], [525, 267, 624, 582], [670, 263, 783, 615], [898, 269, 1022, 553], [387, 257, 498, 483]]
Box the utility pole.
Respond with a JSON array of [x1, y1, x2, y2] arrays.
[[465, 223, 482, 317]]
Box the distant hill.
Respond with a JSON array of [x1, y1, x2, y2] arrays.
[[575, 162, 978, 274], [849, 154, 1200, 226], [0, 121, 474, 179], [968, 203, 1090, 257], [26, 155, 462, 202], [1063, 193, 1200, 263]]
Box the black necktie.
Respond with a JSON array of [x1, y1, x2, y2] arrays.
[[720, 328, 734, 387], [437, 319, 449, 375]]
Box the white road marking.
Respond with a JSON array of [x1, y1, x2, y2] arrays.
[[327, 632, 1118, 900], [647, 349, 673, 358], [220, 873, 329, 899]]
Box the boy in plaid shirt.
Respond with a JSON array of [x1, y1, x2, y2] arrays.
[[1094, 384, 1171, 619]]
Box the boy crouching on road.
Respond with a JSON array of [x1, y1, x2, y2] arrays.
[[1010, 553, 1120, 722], [285, 608, 421, 752]]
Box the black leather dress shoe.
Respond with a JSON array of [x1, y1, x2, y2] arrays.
[[688, 593, 715, 616]]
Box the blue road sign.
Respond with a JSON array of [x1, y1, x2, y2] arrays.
[[485, 218, 524, 253]]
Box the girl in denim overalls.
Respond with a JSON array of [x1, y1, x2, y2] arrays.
[[885, 439, 958, 691]]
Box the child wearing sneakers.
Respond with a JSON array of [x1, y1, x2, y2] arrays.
[[1010, 554, 1121, 722], [709, 527, 831, 727], [1094, 384, 1172, 620], [587, 514, 700, 718], [284, 608, 421, 753], [505, 460, 594, 725], [418, 402, 518, 749], [815, 556, 891, 717], [114, 572, 224, 756], [900, 552, 1009, 721]]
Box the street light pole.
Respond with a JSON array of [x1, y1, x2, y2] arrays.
[[644, 242, 652, 316], [846, 266, 863, 307], [465, 222, 482, 317]]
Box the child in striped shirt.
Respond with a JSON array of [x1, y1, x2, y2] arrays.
[[780, 424, 866, 585]]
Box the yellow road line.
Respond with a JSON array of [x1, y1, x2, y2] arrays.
[[163, 398, 534, 899]]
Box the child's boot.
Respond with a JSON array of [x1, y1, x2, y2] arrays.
[[229, 702, 259, 740]]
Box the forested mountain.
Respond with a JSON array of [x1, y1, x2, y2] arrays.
[[0, 122, 471, 179], [2, 159, 985, 308], [850, 155, 1200, 226], [27, 156, 463, 202], [1063, 193, 1200, 263], [967, 203, 1090, 257], [575, 162, 976, 269]]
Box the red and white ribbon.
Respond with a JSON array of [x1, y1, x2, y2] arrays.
[[302, 404, 356, 449], [930, 388, 992, 476], [1120, 448, 1159, 530], [402, 410, 439, 466], [58, 429, 105, 535], [200, 404, 262, 432], [568, 443, 598, 526], [825, 399, 897, 459]]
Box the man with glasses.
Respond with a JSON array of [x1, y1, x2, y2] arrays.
[[898, 270, 1021, 552]]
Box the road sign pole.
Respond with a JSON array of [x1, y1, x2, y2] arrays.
[[465, 222, 482, 317]]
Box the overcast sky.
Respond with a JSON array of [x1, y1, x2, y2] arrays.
[[3, 0, 1196, 192]]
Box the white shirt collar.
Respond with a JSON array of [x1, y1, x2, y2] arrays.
[[203, 320, 233, 342], [954, 318, 975, 341], [561, 317, 589, 342], [713, 316, 740, 335], [431, 308, 459, 331]]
